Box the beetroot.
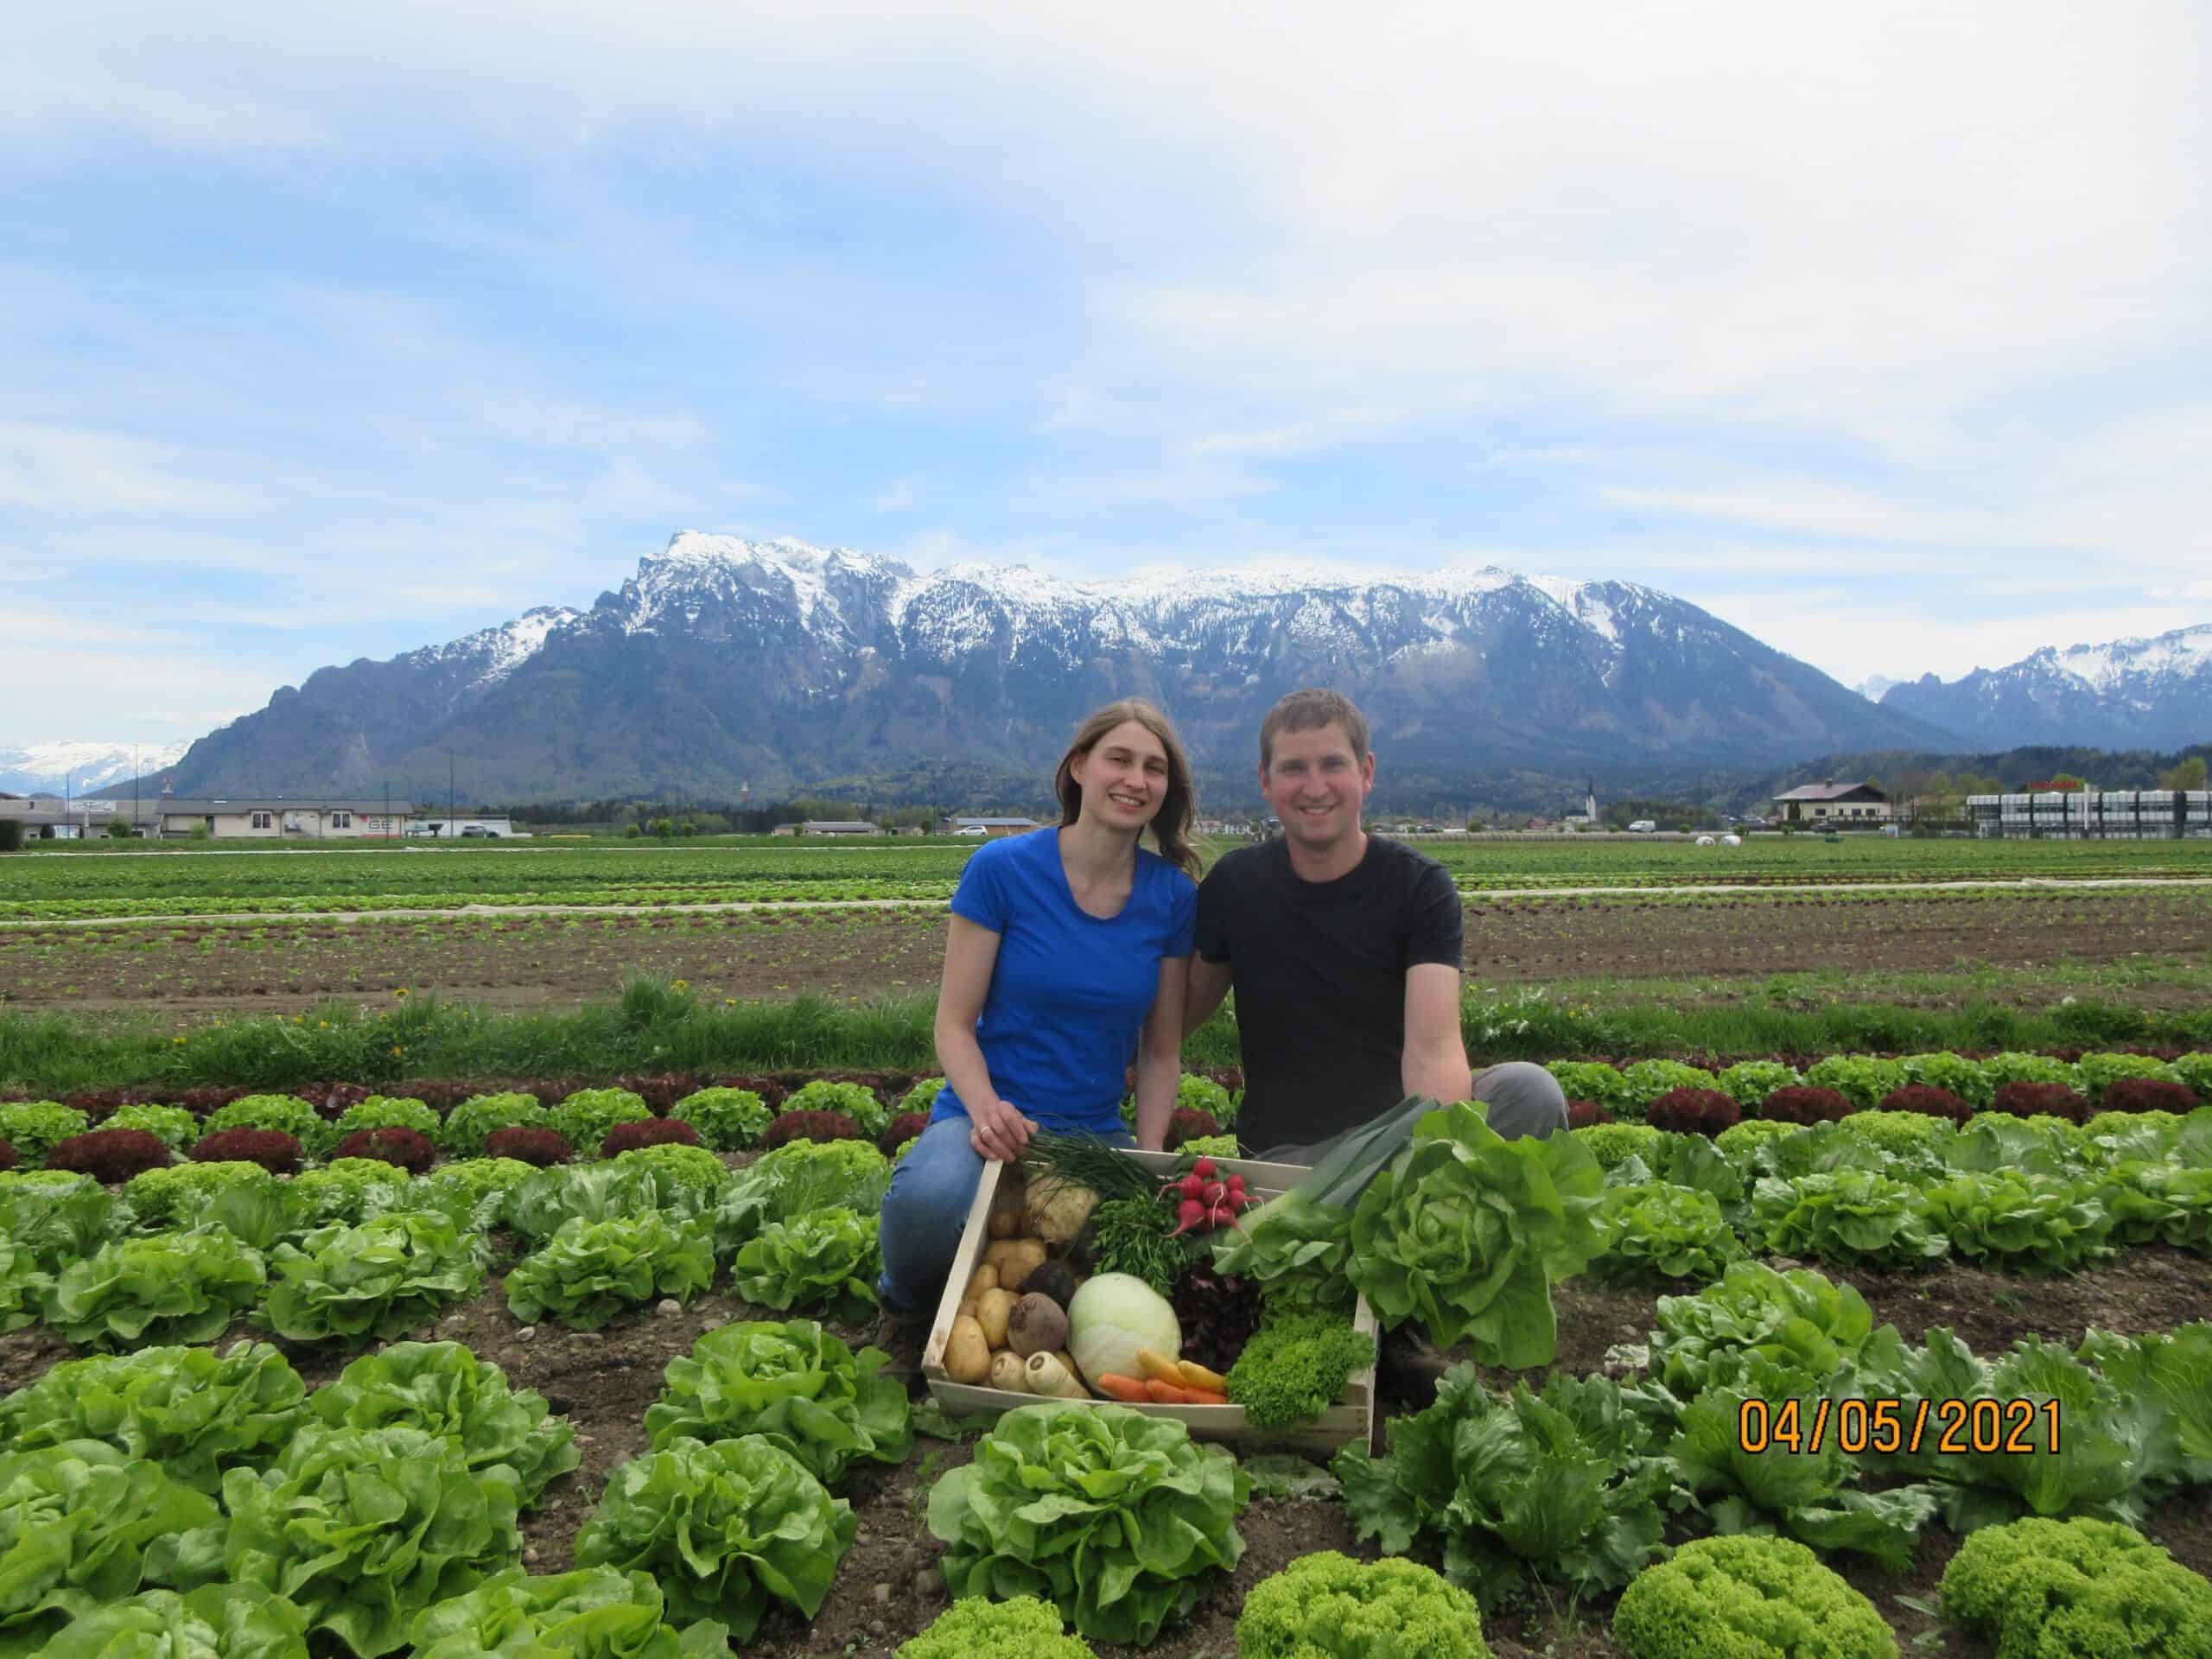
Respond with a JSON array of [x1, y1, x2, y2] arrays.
[[1567, 1099, 1613, 1128], [333, 1126, 437, 1173], [485, 1127, 572, 1167], [601, 1117, 702, 1156], [47, 1128, 175, 1184], [878, 1111, 931, 1158], [1986, 1081, 2088, 1124], [757, 1110, 864, 1150], [1163, 1107, 1222, 1149], [1646, 1087, 1741, 1137], [1758, 1085, 1857, 1124], [2101, 1077, 2201, 1114], [193, 1128, 303, 1174]]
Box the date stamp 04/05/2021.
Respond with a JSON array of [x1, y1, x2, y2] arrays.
[[1736, 1396, 2062, 1458]]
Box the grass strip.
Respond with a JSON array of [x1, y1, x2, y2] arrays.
[[1, 974, 2207, 1096]]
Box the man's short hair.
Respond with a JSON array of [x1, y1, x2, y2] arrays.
[[1259, 689, 1371, 772]]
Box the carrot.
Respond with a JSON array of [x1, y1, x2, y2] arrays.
[[1176, 1359, 1229, 1394], [1144, 1377, 1199, 1405], [1094, 1373, 1150, 1403], [1180, 1387, 1230, 1407], [1135, 1349, 1184, 1383]]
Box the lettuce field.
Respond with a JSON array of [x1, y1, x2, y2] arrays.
[[0, 1065, 2209, 1658]]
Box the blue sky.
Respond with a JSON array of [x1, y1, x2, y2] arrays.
[[4, 0, 2209, 747]]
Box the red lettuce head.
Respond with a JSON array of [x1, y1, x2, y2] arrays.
[[484, 1126, 572, 1166], [601, 1117, 703, 1156], [1646, 1087, 1741, 1137], [333, 1125, 437, 1173], [1760, 1084, 1858, 1124], [48, 1128, 175, 1183], [1986, 1081, 2086, 1123], [193, 1128, 303, 1174]]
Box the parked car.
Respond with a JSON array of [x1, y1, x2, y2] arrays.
[[461, 825, 499, 838], [1627, 820, 1657, 833]]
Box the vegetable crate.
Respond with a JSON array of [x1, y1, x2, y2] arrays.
[[921, 1147, 1377, 1456]]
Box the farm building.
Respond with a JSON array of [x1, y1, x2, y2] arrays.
[[1770, 780, 1895, 825], [1966, 791, 2212, 839], [154, 799, 413, 839], [795, 820, 884, 836], [940, 816, 1041, 836], [0, 797, 124, 838]]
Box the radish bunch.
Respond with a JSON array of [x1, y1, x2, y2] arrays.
[[1161, 1157, 1249, 1236]]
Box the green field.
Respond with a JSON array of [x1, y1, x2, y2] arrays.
[[5, 833, 2210, 922]]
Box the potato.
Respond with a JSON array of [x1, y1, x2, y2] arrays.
[[942, 1315, 990, 1384], [983, 1238, 1048, 1285], [964, 1263, 1000, 1300], [987, 1179, 1027, 1238], [988, 1351, 1030, 1393], [974, 1287, 1016, 1349]]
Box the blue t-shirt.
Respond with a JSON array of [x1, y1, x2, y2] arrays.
[[935, 828, 1198, 1136]]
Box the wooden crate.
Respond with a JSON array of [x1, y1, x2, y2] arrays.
[[921, 1147, 1376, 1457]]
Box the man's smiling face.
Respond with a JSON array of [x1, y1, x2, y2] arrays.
[[1261, 721, 1373, 857]]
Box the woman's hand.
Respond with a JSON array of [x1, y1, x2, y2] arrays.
[[968, 1096, 1039, 1162]]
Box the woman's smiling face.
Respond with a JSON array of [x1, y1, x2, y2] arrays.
[[1071, 719, 1171, 827]]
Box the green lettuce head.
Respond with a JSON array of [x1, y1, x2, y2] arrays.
[[1348, 1102, 1605, 1368], [928, 1402, 1249, 1646]]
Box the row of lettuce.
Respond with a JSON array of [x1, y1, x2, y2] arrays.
[[1549, 1046, 2211, 1120], [3, 1091, 2207, 1359], [0, 1134, 903, 1347], [7, 1273, 2207, 1658]]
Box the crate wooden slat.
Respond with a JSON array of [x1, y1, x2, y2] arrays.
[[921, 1147, 1375, 1456]]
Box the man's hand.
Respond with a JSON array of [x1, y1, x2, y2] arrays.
[[968, 1096, 1039, 1161]]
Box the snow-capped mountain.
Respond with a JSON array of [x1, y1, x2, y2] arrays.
[[1856, 675, 1902, 703], [168, 532, 1954, 806], [1880, 624, 2212, 751], [0, 741, 191, 798]]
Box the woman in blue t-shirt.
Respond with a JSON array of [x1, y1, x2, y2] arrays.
[[874, 698, 1201, 1359]]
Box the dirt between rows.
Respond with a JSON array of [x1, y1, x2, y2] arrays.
[[3, 888, 2209, 1018], [0, 1241, 2204, 1658]]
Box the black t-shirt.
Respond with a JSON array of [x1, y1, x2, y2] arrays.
[[1194, 835, 1463, 1153]]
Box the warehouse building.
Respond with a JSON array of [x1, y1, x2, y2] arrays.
[[1966, 791, 2212, 839]]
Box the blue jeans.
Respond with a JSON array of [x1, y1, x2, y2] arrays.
[[877, 1116, 1135, 1315]]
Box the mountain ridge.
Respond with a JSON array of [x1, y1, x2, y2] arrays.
[[1880, 623, 2212, 751], [160, 533, 1955, 809]]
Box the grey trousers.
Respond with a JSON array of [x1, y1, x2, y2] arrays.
[[1251, 1061, 1569, 1166]]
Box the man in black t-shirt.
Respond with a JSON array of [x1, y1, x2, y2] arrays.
[[1184, 688, 1567, 1160]]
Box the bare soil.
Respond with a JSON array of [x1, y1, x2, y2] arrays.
[[3, 887, 2209, 1019], [2, 1230, 2205, 1658]]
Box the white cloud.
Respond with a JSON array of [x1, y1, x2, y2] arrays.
[[0, 424, 264, 513]]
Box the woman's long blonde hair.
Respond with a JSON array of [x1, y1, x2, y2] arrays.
[[1052, 699, 1201, 878]]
